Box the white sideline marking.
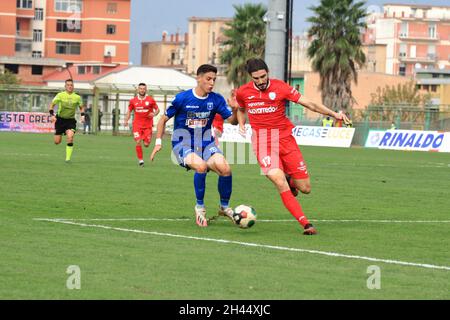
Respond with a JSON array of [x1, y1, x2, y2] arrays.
[[34, 218, 450, 223], [35, 218, 450, 271]]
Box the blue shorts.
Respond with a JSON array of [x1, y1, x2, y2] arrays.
[[172, 142, 223, 170]]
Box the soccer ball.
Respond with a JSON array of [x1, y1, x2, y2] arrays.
[[233, 205, 257, 229]]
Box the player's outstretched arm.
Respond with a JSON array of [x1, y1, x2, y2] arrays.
[[150, 115, 169, 161], [297, 95, 350, 125]]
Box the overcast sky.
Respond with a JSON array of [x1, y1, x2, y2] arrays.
[[129, 0, 450, 65]]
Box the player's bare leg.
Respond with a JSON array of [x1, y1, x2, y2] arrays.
[[286, 175, 311, 196], [207, 153, 234, 223], [54, 135, 62, 145], [291, 177, 311, 195], [266, 168, 316, 235], [185, 153, 208, 227]]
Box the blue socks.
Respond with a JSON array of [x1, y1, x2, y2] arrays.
[[194, 173, 232, 208], [218, 175, 232, 208], [194, 172, 207, 207]]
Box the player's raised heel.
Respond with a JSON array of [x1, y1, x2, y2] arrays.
[[303, 223, 317, 235], [195, 205, 208, 227], [218, 206, 235, 224]]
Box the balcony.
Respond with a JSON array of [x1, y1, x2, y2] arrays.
[[399, 53, 438, 63], [399, 32, 439, 41]]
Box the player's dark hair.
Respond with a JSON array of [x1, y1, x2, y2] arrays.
[[65, 79, 73, 84], [138, 83, 146, 87], [196, 64, 217, 76], [246, 58, 269, 74]]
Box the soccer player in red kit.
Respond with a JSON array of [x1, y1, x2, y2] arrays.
[[231, 59, 349, 235], [125, 83, 160, 166]]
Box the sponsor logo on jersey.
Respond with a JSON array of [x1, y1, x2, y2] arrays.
[[248, 102, 265, 107], [186, 105, 200, 109], [247, 96, 255, 100], [185, 119, 208, 128], [187, 111, 211, 118], [248, 107, 277, 114]]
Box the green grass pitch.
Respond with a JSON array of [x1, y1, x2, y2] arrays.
[[0, 132, 449, 299]]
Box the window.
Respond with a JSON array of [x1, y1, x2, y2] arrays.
[[16, 21, 20, 35], [193, 23, 196, 34], [104, 45, 116, 57], [77, 66, 85, 74], [93, 66, 101, 74], [32, 51, 42, 58], [15, 39, 31, 52], [107, 2, 117, 14], [57, 19, 82, 33], [430, 85, 437, 93], [427, 45, 436, 60], [32, 65, 43, 75], [34, 8, 43, 20], [399, 64, 406, 76], [399, 43, 407, 57], [106, 25, 116, 35], [33, 29, 42, 42], [56, 41, 81, 55], [400, 22, 408, 37], [428, 23, 436, 39], [212, 32, 215, 46], [17, 0, 33, 9], [55, 0, 82, 13], [5, 64, 19, 74]]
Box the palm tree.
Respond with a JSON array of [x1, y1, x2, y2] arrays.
[[307, 0, 367, 113], [220, 3, 267, 87]]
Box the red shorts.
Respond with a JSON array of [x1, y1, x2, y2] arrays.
[[252, 133, 309, 179], [132, 126, 152, 144]]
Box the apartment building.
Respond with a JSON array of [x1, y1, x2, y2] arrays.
[[0, 0, 130, 84], [141, 32, 188, 72], [363, 3, 450, 76], [186, 17, 231, 74]]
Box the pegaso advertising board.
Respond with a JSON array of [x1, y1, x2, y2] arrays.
[[365, 129, 450, 153], [220, 124, 355, 148]]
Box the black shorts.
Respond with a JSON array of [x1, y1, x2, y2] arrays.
[[55, 117, 77, 135]]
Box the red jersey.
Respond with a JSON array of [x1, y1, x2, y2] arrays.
[[212, 113, 224, 133], [235, 79, 301, 138], [128, 95, 159, 128]]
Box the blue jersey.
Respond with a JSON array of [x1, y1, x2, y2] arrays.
[[165, 89, 232, 148]]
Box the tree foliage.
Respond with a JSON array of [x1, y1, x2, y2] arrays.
[[307, 0, 367, 112], [370, 81, 431, 106], [0, 70, 20, 85], [220, 3, 267, 87]]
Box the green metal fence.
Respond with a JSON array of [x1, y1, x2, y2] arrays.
[[2, 85, 450, 146]]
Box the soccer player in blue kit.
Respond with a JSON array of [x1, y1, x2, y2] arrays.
[[151, 64, 238, 227]]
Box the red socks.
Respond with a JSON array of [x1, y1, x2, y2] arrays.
[[280, 190, 310, 227], [136, 145, 143, 160]]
